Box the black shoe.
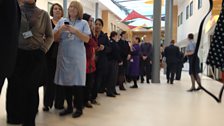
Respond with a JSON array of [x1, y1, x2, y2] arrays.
[[98, 89, 106, 93], [106, 93, 116, 97], [146, 80, 150, 84], [130, 85, 138, 88], [72, 110, 83, 118], [141, 80, 144, 83], [119, 86, 126, 91], [167, 80, 169, 84], [7, 118, 22, 125], [187, 88, 195, 92], [114, 92, 120, 95], [59, 109, 73, 116], [43, 106, 50, 112], [85, 102, 93, 108], [170, 81, 173, 84], [195, 87, 201, 91], [55, 106, 64, 110], [90, 99, 100, 105]]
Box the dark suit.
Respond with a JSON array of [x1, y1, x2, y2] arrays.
[[164, 44, 180, 84], [0, 0, 21, 94], [176, 52, 184, 80], [140, 42, 153, 83]]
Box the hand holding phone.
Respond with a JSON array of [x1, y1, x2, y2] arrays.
[[64, 21, 70, 25]]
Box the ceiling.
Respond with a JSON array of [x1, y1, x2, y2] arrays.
[[112, 0, 166, 18]]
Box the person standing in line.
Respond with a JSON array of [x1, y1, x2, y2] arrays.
[[6, 0, 53, 125], [82, 13, 98, 108], [91, 18, 111, 102], [139, 39, 153, 84], [43, 3, 65, 112], [106, 31, 122, 97], [0, 0, 21, 94], [117, 31, 131, 90], [164, 40, 180, 84], [54, 1, 90, 118], [185, 33, 201, 92], [129, 37, 141, 88]]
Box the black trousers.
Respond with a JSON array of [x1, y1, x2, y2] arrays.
[[93, 59, 108, 99], [0, 76, 5, 94], [117, 60, 128, 86], [166, 63, 177, 83], [85, 72, 95, 103], [43, 58, 64, 109], [175, 63, 183, 80], [140, 58, 151, 82], [107, 61, 118, 95], [64, 86, 84, 111], [7, 49, 46, 126]]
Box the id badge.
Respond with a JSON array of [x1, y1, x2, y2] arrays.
[[68, 33, 75, 40], [22, 31, 33, 39]]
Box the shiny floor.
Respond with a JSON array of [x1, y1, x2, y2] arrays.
[[1, 72, 224, 126]]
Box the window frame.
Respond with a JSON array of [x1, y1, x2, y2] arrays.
[[190, 1, 193, 16]]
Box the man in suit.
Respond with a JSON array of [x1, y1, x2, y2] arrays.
[[164, 40, 180, 84], [0, 0, 21, 94], [140, 40, 153, 84]]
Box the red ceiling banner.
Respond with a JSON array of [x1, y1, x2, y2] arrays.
[[122, 10, 152, 22]]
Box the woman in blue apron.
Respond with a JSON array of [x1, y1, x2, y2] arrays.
[[54, 1, 90, 118]]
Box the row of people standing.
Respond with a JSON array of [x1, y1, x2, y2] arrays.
[[1, 1, 152, 125]]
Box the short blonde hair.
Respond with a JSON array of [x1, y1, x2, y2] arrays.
[[68, 1, 83, 20]]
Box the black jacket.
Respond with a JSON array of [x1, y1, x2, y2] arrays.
[[164, 45, 180, 64], [108, 39, 121, 62], [140, 42, 153, 61], [118, 39, 130, 62], [96, 32, 111, 69], [0, 0, 21, 77]]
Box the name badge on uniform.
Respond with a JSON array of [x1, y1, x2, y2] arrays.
[[22, 31, 33, 39], [68, 33, 75, 40]]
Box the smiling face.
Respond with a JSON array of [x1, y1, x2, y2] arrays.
[[68, 4, 78, 19], [95, 20, 103, 33], [52, 4, 63, 18], [68, 1, 83, 20]]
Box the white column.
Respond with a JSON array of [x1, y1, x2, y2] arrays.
[[95, 2, 99, 19], [152, 0, 162, 83], [164, 0, 173, 47], [63, 0, 67, 17]]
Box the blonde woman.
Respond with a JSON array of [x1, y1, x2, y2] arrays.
[[54, 1, 90, 118]]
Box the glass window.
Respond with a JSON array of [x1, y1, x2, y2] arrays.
[[186, 5, 189, 19], [190, 1, 193, 16], [180, 12, 183, 24], [178, 15, 180, 26], [198, 0, 202, 9], [48, 2, 53, 13], [111, 23, 113, 32]]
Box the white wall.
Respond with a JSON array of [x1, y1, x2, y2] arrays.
[[36, 0, 103, 19], [177, 0, 211, 43]]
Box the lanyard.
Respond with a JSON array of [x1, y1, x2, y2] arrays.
[[24, 12, 32, 30]]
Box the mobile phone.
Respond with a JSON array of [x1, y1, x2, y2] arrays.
[[64, 21, 69, 25]]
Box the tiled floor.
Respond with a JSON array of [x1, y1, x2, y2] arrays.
[[1, 72, 224, 126]]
